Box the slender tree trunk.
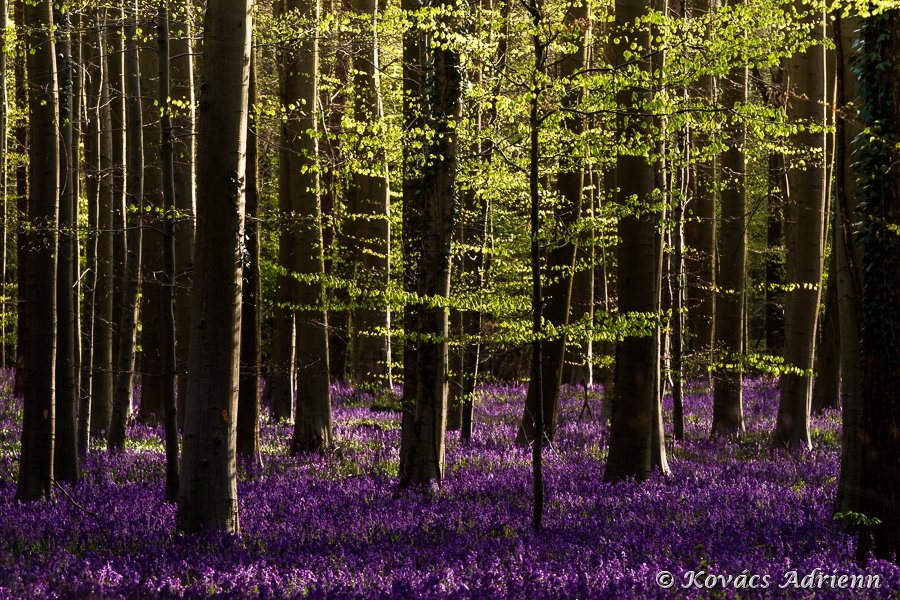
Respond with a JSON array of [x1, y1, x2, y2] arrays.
[[685, 0, 715, 359], [12, 0, 26, 399], [516, 0, 589, 446], [398, 0, 425, 477], [78, 15, 102, 455], [139, 41, 165, 422], [108, 3, 143, 452], [171, 2, 195, 431], [157, 7, 179, 502], [109, 1, 126, 386], [811, 231, 840, 412], [287, 0, 332, 454], [0, 0, 7, 368], [54, 5, 78, 482], [711, 51, 748, 435], [399, 1, 460, 488], [16, 0, 58, 502], [765, 151, 786, 356], [603, 0, 660, 483], [773, 1, 827, 450], [834, 9, 862, 516], [237, 46, 261, 463], [855, 8, 900, 561], [176, 0, 252, 534], [91, 28, 115, 438], [349, 0, 391, 390]]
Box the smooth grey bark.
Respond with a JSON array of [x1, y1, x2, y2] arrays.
[[16, 0, 58, 502], [285, 0, 332, 454], [773, 2, 827, 450], [108, 4, 143, 452], [54, 5, 78, 483], [349, 0, 391, 391], [711, 57, 748, 435], [237, 47, 261, 463], [176, 0, 251, 534]]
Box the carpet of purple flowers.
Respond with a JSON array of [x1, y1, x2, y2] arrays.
[[0, 368, 899, 599]]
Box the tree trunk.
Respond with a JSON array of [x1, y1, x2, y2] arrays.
[[399, 3, 460, 488], [286, 0, 332, 454], [811, 233, 840, 412], [91, 30, 115, 438], [176, 0, 251, 534], [765, 151, 786, 356], [16, 0, 58, 502], [109, 1, 126, 387], [711, 55, 748, 435], [399, 0, 424, 478], [773, 1, 827, 450], [516, 0, 589, 446], [13, 0, 26, 400], [171, 3, 196, 431], [158, 7, 180, 502], [78, 15, 102, 455], [834, 9, 862, 516], [53, 5, 78, 482], [139, 42, 165, 422], [237, 46, 261, 463], [603, 0, 660, 483], [108, 4, 143, 452], [855, 8, 900, 561], [0, 0, 7, 368]]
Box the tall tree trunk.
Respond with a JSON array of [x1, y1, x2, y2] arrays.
[[13, 0, 27, 399], [158, 7, 179, 502], [603, 0, 661, 483], [78, 14, 102, 455], [855, 8, 900, 561], [266, 0, 296, 422], [772, 1, 827, 449], [176, 0, 252, 534], [109, 0, 144, 453], [516, 0, 589, 446], [398, 0, 424, 477], [91, 28, 115, 438], [287, 0, 332, 454], [139, 42, 165, 422], [109, 1, 126, 386], [834, 9, 863, 516], [54, 5, 78, 482], [685, 0, 715, 359], [399, 2, 460, 488], [0, 0, 7, 368], [711, 52, 748, 435], [810, 228, 840, 412], [237, 46, 261, 463], [349, 0, 391, 391], [765, 151, 786, 356], [171, 2, 195, 431], [15, 0, 58, 502]]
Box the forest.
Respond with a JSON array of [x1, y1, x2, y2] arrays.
[[2, 0, 900, 595]]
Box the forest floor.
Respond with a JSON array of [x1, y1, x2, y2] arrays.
[[0, 370, 898, 599]]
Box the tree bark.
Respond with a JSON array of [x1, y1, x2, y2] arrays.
[[772, 1, 827, 450], [765, 151, 786, 356], [54, 4, 78, 483], [349, 0, 391, 391], [109, 1, 126, 387], [237, 46, 261, 463], [603, 0, 661, 483], [810, 232, 840, 412], [399, 2, 460, 488], [286, 0, 332, 454], [834, 9, 862, 516], [16, 0, 58, 502], [108, 3, 143, 452], [854, 8, 900, 561], [176, 0, 251, 534], [91, 29, 115, 438], [711, 55, 748, 435]]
